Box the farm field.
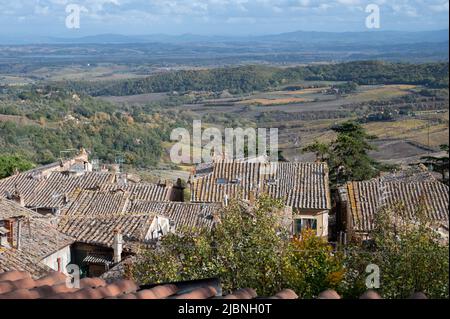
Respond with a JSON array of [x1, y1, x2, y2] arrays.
[[167, 83, 448, 167], [0, 60, 448, 182], [98, 92, 169, 105], [346, 84, 417, 102]]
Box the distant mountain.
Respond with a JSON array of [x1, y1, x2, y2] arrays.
[[1, 30, 448, 45], [257, 30, 449, 45]]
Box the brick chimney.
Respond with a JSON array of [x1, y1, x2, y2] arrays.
[[113, 229, 123, 263], [10, 189, 25, 207]]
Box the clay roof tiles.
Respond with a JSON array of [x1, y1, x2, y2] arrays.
[[344, 180, 449, 233], [191, 161, 331, 210], [0, 270, 429, 299], [0, 199, 75, 276], [0, 171, 116, 209]]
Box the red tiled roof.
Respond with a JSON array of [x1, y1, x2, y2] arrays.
[[0, 270, 298, 299], [0, 270, 428, 299]]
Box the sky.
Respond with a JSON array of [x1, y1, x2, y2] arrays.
[[0, 0, 449, 37]]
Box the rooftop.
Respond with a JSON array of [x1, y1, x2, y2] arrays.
[[0, 198, 75, 276], [0, 270, 429, 299], [342, 180, 449, 234], [0, 171, 116, 210], [191, 161, 331, 210], [59, 189, 221, 245]]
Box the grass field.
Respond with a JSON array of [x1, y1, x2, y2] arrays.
[[98, 93, 168, 105], [364, 114, 449, 149], [239, 97, 313, 106], [347, 84, 416, 102], [277, 87, 327, 95]]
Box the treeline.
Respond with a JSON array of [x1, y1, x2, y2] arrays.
[[0, 117, 164, 167], [56, 61, 449, 96], [0, 91, 190, 167]]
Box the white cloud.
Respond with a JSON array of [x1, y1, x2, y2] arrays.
[[429, 1, 449, 12], [0, 0, 448, 34]]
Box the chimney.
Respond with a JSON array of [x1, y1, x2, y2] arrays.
[[10, 189, 25, 207], [223, 193, 228, 207], [113, 229, 123, 263]]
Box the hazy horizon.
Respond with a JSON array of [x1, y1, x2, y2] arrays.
[[1, 0, 449, 38]]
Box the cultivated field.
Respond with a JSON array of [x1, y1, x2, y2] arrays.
[[168, 84, 449, 167]]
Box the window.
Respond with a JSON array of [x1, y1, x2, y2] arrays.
[[294, 218, 317, 235]]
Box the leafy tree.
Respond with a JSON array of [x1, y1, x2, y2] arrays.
[[329, 121, 380, 185], [302, 140, 330, 162], [131, 196, 344, 297], [302, 121, 381, 187], [284, 230, 344, 298], [333, 81, 359, 94], [0, 154, 34, 179]]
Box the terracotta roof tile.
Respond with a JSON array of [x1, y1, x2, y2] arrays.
[[317, 289, 341, 299], [56, 189, 221, 249], [191, 161, 331, 210], [172, 286, 218, 299], [0, 270, 299, 299], [0, 199, 75, 276], [342, 181, 449, 234], [269, 289, 299, 299], [222, 288, 257, 299], [359, 290, 382, 299], [0, 270, 428, 299], [409, 292, 428, 299], [100, 183, 173, 202], [0, 171, 116, 210]]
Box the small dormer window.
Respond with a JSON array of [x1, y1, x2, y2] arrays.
[[217, 178, 228, 185]]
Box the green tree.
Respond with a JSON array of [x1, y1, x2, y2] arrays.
[[329, 121, 380, 185], [131, 196, 344, 297], [0, 154, 34, 179], [302, 140, 330, 162], [342, 202, 449, 299], [302, 121, 381, 187], [284, 230, 344, 298]]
